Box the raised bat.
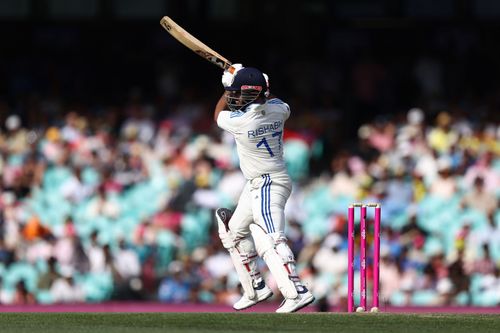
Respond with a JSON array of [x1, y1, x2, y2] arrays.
[[160, 16, 233, 70]]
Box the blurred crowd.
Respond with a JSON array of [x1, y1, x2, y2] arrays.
[[298, 108, 499, 309], [0, 98, 498, 308]]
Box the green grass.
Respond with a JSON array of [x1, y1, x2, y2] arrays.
[[0, 313, 499, 333]]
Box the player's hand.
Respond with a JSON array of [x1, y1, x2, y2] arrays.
[[222, 63, 243, 88]]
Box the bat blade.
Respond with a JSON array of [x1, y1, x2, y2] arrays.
[[160, 16, 232, 70]]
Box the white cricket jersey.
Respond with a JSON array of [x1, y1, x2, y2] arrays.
[[217, 98, 290, 180]]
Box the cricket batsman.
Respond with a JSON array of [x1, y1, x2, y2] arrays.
[[214, 64, 315, 313]]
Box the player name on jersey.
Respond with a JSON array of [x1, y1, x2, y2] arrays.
[[248, 121, 283, 138]]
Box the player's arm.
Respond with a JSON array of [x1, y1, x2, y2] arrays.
[[215, 93, 241, 134], [214, 93, 227, 122], [215, 63, 243, 122]]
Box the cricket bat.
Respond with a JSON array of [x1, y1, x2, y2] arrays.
[[160, 16, 233, 70]]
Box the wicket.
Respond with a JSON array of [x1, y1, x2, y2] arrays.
[[347, 203, 381, 313]]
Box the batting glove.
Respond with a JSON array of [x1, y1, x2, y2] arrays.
[[222, 63, 243, 88]]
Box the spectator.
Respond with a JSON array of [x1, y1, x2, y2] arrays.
[[38, 256, 62, 290], [60, 167, 95, 203], [158, 261, 191, 303], [13, 281, 36, 305], [429, 157, 456, 200], [448, 249, 470, 302], [427, 112, 458, 154], [87, 231, 106, 274], [468, 244, 496, 276], [114, 239, 141, 281], [461, 177, 497, 215], [50, 276, 85, 303]]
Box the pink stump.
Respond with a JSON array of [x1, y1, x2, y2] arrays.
[[373, 205, 381, 309], [347, 206, 354, 312], [360, 205, 367, 311]]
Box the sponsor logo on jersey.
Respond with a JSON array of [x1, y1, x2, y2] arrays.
[[230, 110, 245, 118]]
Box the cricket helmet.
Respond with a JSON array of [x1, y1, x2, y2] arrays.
[[225, 67, 267, 111]]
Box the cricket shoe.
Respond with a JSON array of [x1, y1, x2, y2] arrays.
[[275, 286, 315, 313], [233, 280, 273, 311]]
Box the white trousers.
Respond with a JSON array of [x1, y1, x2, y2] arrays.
[[229, 171, 292, 241]]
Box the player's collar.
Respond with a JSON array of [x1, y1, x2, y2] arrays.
[[244, 103, 264, 113]]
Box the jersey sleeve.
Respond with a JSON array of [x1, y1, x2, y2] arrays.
[[268, 98, 291, 120], [282, 102, 291, 120], [217, 110, 245, 134]]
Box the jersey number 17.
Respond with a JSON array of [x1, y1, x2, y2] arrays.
[[256, 131, 282, 157]]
